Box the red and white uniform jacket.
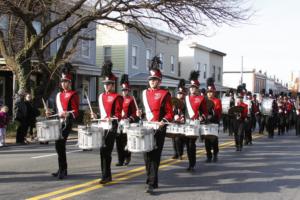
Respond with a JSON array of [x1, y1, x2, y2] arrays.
[[122, 95, 138, 122], [56, 90, 79, 119], [251, 99, 260, 115], [209, 97, 222, 123], [142, 88, 173, 122], [185, 95, 208, 121], [237, 102, 248, 120], [286, 101, 294, 114], [98, 92, 123, 121]]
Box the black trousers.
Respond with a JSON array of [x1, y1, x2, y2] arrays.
[[55, 120, 72, 171], [144, 127, 166, 187], [116, 132, 131, 164], [16, 121, 28, 143], [295, 115, 300, 136], [186, 137, 197, 167], [257, 114, 265, 134], [251, 114, 257, 131], [100, 129, 117, 180], [228, 116, 235, 136], [265, 115, 275, 138], [244, 117, 252, 145], [172, 136, 185, 158], [204, 135, 218, 159], [233, 119, 245, 149], [278, 114, 286, 135], [222, 114, 229, 133]]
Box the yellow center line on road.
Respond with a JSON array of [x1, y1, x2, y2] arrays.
[[27, 134, 264, 200]]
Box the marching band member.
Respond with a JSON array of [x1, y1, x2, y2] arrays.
[[172, 79, 186, 160], [244, 91, 253, 145], [185, 71, 208, 170], [283, 95, 293, 133], [251, 94, 260, 131], [47, 63, 79, 180], [295, 94, 300, 136], [92, 61, 123, 184], [205, 78, 222, 162], [277, 94, 286, 135], [257, 89, 266, 134], [233, 85, 248, 151], [115, 74, 138, 166], [137, 56, 173, 194], [265, 89, 278, 138]]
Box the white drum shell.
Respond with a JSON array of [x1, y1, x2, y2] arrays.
[[142, 121, 160, 130], [200, 124, 219, 137], [36, 119, 61, 142], [184, 125, 200, 137], [222, 97, 231, 114], [78, 124, 103, 150], [118, 119, 130, 133], [261, 99, 273, 115], [99, 121, 112, 130], [127, 127, 155, 153]]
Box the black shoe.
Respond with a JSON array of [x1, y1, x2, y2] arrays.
[[115, 162, 124, 167], [124, 157, 131, 166], [99, 177, 112, 184], [145, 185, 154, 194], [58, 170, 67, 180], [205, 158, 212, 163], [186, 166, 194, 171], [172, 155, 178, 159], [51, 170, 59, 177], [213, 156, 218, 163], [179, 156, 183, 160]]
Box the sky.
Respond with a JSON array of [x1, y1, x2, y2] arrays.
[[184, 0, 300, 85]]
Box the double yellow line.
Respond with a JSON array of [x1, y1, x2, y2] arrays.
[[27, 134, 263, 200]]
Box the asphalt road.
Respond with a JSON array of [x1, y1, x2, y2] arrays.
[[1, 129, 300, 200]]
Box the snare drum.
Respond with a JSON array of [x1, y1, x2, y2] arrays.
[[184, 125, 200, 137], [221, 97, 231, 114], [261, 99, 273, 115], [142, 121, 160, 130], [127, 127, 155, 153], [200, 124, 219, 137], [166, 124, 183, 138], [78, 124, 104, 150], [118, 119, 130, 133], [36, 119, 61, 142]]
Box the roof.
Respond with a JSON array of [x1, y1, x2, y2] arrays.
[[189, 42, 226, 56]]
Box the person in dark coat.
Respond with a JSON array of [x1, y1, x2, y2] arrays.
[[15, 89, 29, 144]]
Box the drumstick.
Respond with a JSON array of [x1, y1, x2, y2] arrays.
[[132, 96, 139, 111], [84, 92, 94, 114], [42, 98, 48, 112]]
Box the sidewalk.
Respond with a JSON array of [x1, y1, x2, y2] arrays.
[[4, 129, 79, 145]]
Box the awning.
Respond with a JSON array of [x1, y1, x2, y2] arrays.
[[73, 64, 101, 76]]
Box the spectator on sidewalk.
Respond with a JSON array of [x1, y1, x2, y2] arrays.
[[25, 93, 40, 141], [0, 106, 9, 147], [14, 89, 29, 145]]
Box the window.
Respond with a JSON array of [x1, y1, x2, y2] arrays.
[[196, 62, 201, 71], [132, 46, 137, 68], [159, 53, 164, 70], [178, 62, 181, 77], [203, 64, 207, 79], [81, 36, 90, 58], [32, 21, 41, 34], [170, 55, 175, 72], [104, 46, 111, 62], [218, 67, 221, 81], [146, 49, 151, 69], [212, 65, 216, 79]]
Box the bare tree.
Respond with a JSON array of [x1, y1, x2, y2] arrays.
[[0, 0, 252, 99]]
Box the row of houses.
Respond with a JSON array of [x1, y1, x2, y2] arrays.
[[223, 69, 289, 95], [0, 18, 227, 109]]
